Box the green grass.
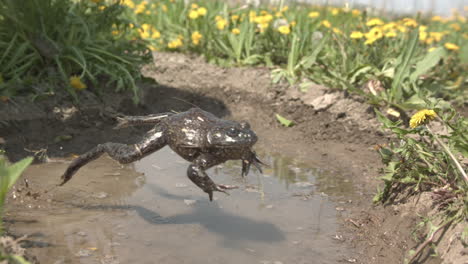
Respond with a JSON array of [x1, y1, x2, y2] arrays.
[[0, 151, 32, 264], [0, 0, 151, 102], [122, 0, 467, 107]]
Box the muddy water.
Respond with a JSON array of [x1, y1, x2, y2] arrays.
[[7, 147, 354, 264]]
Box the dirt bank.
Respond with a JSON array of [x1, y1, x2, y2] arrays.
[[1, 52, 464, 263]]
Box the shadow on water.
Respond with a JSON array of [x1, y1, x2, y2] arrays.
[[72, 182, 285, 245]]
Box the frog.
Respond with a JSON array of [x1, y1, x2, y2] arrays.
[[59, 108, 263, 201]]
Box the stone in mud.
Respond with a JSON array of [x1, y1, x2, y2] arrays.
[[183, 199, 196, 206], [92, 192, 108, 199], [101, 255, 119, 264], [75, 249, 93, 257], [294, 182, 314, 188], [306, 93, 340, 111]]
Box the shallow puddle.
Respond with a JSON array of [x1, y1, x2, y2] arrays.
[[7, 147, 354, 264]]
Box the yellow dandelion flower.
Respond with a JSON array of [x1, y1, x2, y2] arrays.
[[139, 30, 150, 39], [98, 5, 106, 11], [419, 31, 428, 41], [197, 7, 207, 16], [278, 25, 290, 35], [351, 9, 361, 17], [429, 32, 444, 42], [191, 31, 202, 45], [281, 6, 288, 12], [231, 15, 240, 22], [431, 16, 442, 22], [191, 3, 198, 9], [382, 22, 397, 31], [331, 8, 340, 16], [350, 31, 364, 39], [161, 5, 167, 12], [332, 27, 342, 34], [308, 11, 320, 18], [425, 37, 435, 45], [366, 18, 384, 27], [167, 38, 183, 49], [112, 30, 119, 36], [151, 29, 161, 39], [134, 3, 146, 14], [449, 23, 461, 31], [385, 30, 397, 38], [141, 24, 151, 31], [249, 11, 257, 22], [321, 20, 331, 28], [402, 18, 418, 27], [275, 12, 283, 18], [409, 109, 436, 128], [397, 25, 408, 33], [258, 23, 269, 32], [419, 25, 427, 32], [122, 0, 135, 9], [231, 28, 240, 35], [444, 42, 460, 51], [148, 44, 157, 51], [428, 47, 437, 52], [70, 76, 86, 90], [189, 10, 199, 19], [366, 27, 383, 39], [216, 18, 228, 30]]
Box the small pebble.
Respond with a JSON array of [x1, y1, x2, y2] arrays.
[[75, 249, 93, 257], [295, 182, 314, 188], [184, 199, 196, 206], [101, 255, 119, 264], [92, 192, 108, 199]]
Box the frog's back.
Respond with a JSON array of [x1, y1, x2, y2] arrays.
[[164, 108, 220, 148]]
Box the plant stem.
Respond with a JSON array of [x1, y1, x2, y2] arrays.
[[408, 217, 454, 263], [426, 125, 468, 184]]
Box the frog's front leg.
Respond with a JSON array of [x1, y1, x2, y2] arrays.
[[59, 127, 167, 186], [187, 154, 238, 201]]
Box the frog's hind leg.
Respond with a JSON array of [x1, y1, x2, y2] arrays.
[[115, 112, 174, 129], [59, 130, 167, 186]]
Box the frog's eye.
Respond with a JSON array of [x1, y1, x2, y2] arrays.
[[240, 121, 250, 130], [226, 127, 239, 137]]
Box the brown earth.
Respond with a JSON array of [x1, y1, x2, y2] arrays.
[[0, 52, 465, 263]]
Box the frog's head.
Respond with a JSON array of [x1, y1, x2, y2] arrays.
[[207, 121, 257, 148]]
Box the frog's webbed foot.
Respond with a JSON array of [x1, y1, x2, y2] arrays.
[[242, 151, 264, 177]]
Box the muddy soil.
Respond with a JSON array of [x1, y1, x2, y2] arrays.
[[0, 52, 463, 263]]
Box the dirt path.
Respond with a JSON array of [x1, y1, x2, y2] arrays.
[[1, 52, 452, 263]]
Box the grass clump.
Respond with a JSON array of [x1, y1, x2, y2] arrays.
[[0, 0, 151, 102], [0, 151, 33, 263], [374, 106, 467, 263]]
